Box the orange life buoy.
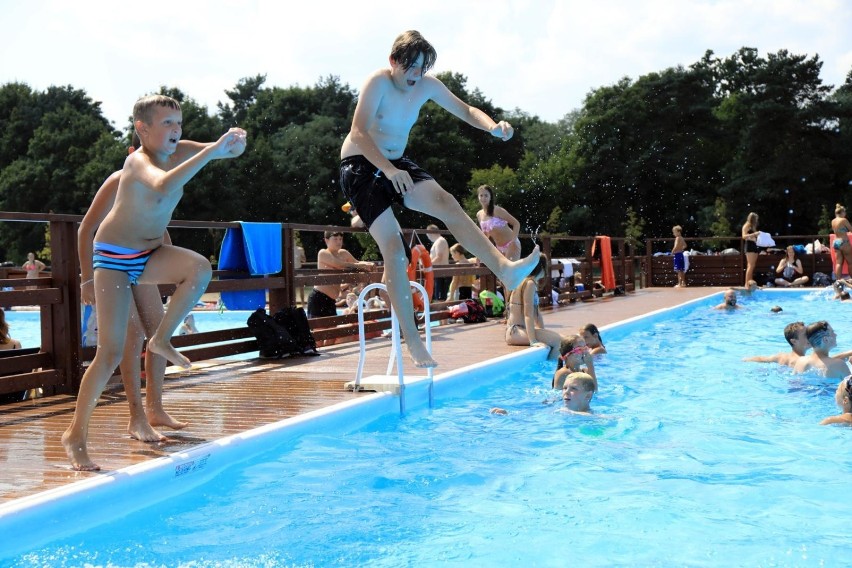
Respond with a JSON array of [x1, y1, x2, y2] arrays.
[[407, 244, 434, 311]]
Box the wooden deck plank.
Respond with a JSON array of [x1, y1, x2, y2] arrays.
[[0, 287, 722, 504]]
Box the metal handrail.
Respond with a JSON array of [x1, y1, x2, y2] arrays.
[[353, 282, 433, 414]]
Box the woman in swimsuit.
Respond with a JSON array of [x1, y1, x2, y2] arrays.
[[774, 246, 809, 287], [831, 203, 852, 280], [22, 252, 45, 280], [475, 184, 522, 261], [741, 212, 760, 287], [504, 253, 561, 357]]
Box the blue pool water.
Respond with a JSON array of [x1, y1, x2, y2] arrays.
[[2, 290, 851, 566], [4, 309, 255, 355]]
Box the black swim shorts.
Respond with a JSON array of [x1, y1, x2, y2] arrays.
[[338, 155, 434, 228], [307, 289, 337, 319]]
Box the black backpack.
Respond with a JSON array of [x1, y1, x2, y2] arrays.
[[247, 308, 318, 359], [272, 307, 319, 356]]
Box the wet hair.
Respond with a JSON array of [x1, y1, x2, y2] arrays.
[[841, 291, 851, 301], [581, 323, 604, 347], [477, 184, 495, 217], [0, 307, 10, 345], [556, 334, 583, 371], [836, 376, 852, 410], [783, 321, 805, 347], [745, 212, 759, 231], [527, 253, 548, 279], [836, 203, 846, 216], [390, 30, 437, 73], [805, 320, 831, 348], [565, 372, 598, 394], [450, 243, 467, 257], [132, 94, 180, 124]]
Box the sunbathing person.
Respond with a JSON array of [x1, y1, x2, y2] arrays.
[[744, 321, 809, 367], [793, 321, 851, 379]]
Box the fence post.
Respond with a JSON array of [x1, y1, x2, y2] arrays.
[[49, 218, 83, 394]]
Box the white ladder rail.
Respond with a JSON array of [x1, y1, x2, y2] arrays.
[[353, 282, 433, 414]]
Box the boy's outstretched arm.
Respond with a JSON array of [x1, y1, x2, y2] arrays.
[[427, 76, 513, 140], [128, 128, 246, 196]]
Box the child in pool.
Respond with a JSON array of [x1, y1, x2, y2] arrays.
[[559, 371, 597, 414], [63, 94, 246, 471], [491, 371, 597, 416], [580, 323, 606, 355], [552, 334, 596, 389], [820, 375, 852, 425]]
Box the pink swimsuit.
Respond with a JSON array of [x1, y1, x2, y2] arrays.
[[480, 217, 519, 253]]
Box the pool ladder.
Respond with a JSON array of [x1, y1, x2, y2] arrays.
[[352, 282, 434, 414]]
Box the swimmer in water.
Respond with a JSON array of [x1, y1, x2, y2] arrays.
[[339, 30, 541, 369], [820, 375, 852, 425], [714, 289, 742, 310], [559, 371, 597, 414], [793, 321, 851, 379], [744, 321, 809, 367], [553, 334, 596, 389]]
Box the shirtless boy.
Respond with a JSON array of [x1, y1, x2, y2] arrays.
[[78, 167, 187, 443], [793, 321, 851, 378], [671, 225, 687, 288], [339, 30, 540, 367], [63, 94, 246, 470], [307, 230, 375, 319], [744, 321, 809, 367]]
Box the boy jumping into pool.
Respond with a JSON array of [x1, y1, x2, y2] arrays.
[[340, 30, 540, 368], [63, 94, 246, 471]]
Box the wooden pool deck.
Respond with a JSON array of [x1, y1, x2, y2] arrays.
[[0, 286, 724, 505]]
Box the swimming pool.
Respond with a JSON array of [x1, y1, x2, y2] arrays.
[[4, 309, 257, 358], [1, 289, 850, 565]]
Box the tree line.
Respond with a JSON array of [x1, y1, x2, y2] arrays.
[[0, 46, 849, 263]]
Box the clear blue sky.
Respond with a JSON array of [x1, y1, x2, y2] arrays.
[[3, 0, 850, 129]]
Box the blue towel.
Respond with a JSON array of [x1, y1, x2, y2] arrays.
[[219, 222, 282, 311], [219, 222, 282, 275]]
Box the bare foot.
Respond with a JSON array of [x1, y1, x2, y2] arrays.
[[407, 340, 438, 369], [146, 338, 191, 369], [499, 246, 541, 290], [127, 418, 167, 442], [147, 408, 188, 430], [61, 430, 101, 471]]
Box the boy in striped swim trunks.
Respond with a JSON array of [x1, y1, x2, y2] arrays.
[[63, 94, 247, 471]]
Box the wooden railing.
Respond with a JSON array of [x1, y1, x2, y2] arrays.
[[0, 211, 637, 398], [644, 235, 832, 287]]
